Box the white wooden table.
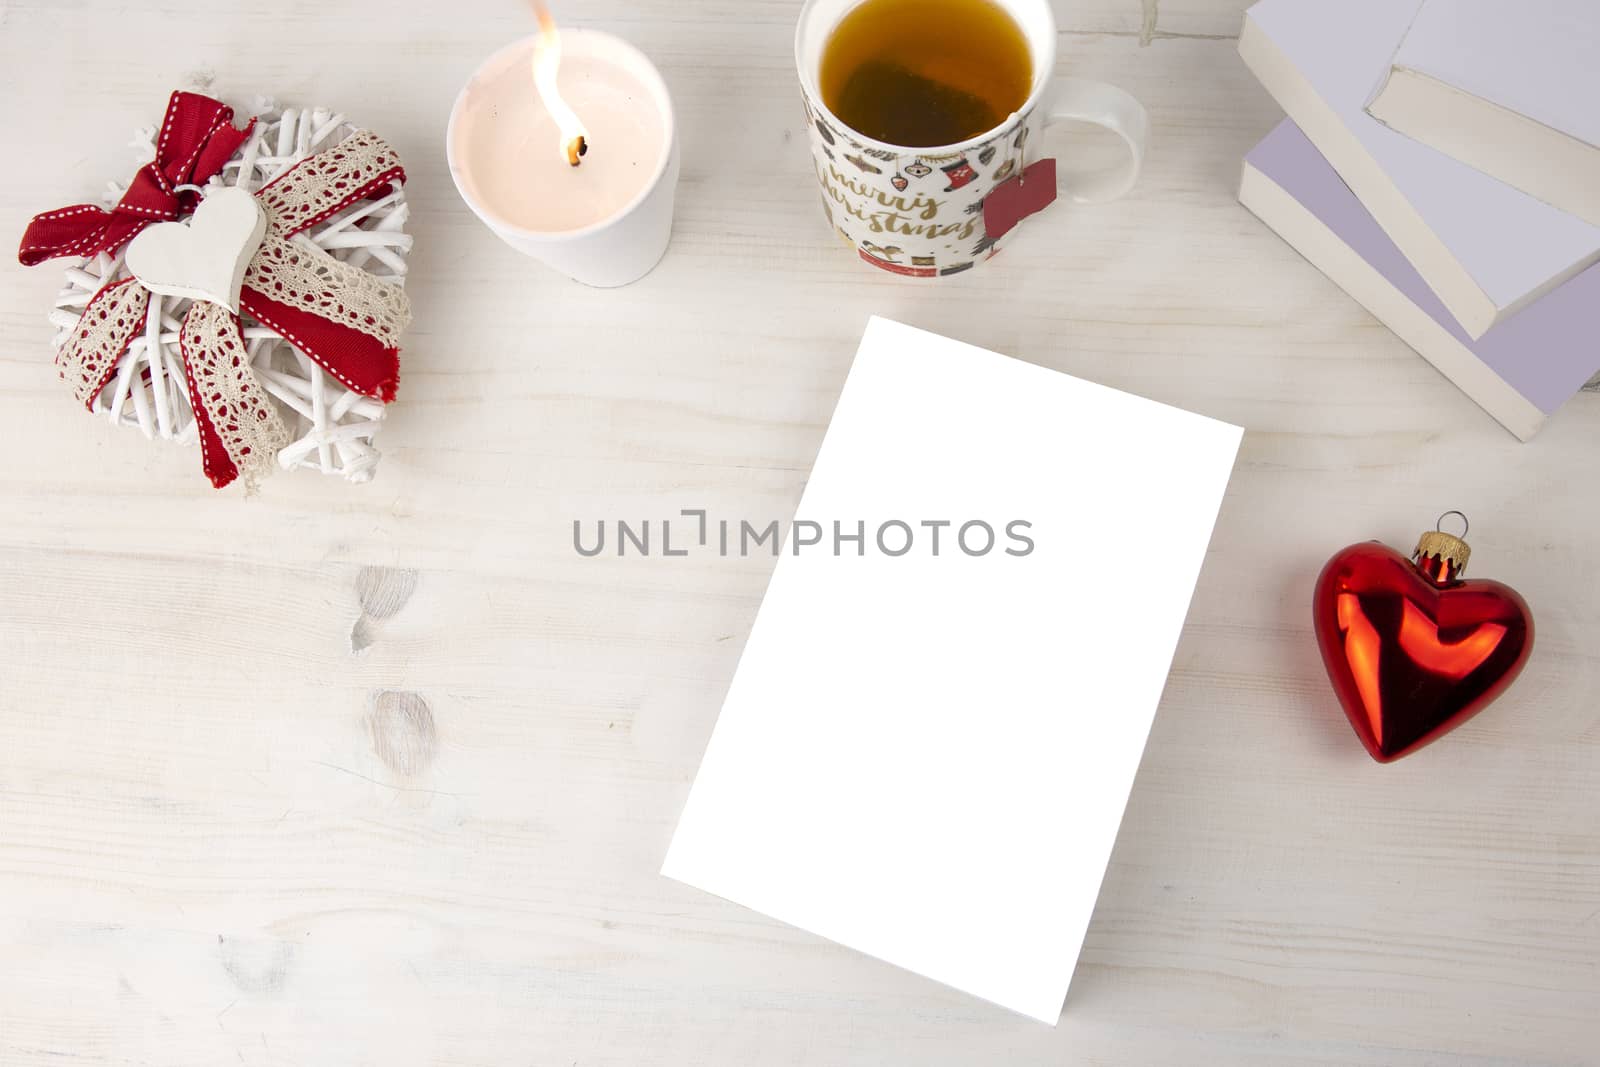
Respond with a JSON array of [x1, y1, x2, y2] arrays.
[[2, 1, 1597, 1063]]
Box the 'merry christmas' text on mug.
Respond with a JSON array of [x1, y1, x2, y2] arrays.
[[795, 0, 1148, 277]]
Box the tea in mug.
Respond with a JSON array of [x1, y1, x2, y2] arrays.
[[819, 0, 1033, 148]]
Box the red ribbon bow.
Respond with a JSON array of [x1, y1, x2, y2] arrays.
[[18, 91, 254, 267]]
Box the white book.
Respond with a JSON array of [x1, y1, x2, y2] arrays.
[[1239, 0, 1600, 340], [663, 317, 1242, 1024], [1240, 121, 1600, 442], [1367, 0, 1600, 228]]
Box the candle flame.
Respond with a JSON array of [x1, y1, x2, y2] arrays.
[[530, 1, 589, 166]]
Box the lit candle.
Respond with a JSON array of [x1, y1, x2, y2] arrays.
[[447, 12, 679, 287]]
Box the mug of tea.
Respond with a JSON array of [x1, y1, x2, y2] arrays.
[[795, 0, 1149, 277]]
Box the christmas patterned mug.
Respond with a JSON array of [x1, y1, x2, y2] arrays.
[[795, 0, 1148, 277]]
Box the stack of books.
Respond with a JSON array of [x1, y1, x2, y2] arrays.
[[1237, 0, 1600, 440]]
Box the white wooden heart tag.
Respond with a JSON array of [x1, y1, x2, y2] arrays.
[[124, 186, 266, 314]]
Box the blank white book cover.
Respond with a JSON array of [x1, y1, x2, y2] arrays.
[[662, 317, 1243, 1023], [1389, 0, 1599, 149]]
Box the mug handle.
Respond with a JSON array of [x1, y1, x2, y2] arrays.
[[1044, 78, 1149, 204]]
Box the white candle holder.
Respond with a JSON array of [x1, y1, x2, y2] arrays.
[[447, 30, 680, 288]]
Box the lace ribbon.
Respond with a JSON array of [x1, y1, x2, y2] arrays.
[[241, 128, 411, 402], [256, 129, 407, 237], [57, 279, 150, 407], [245, 231, 410, 351], [178, 301, 289, 492]]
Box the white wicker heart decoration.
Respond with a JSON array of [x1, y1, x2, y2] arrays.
[[44, 99, 413, 485]]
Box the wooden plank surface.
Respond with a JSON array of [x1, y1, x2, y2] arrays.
[[1, 1, 1596, 1064]]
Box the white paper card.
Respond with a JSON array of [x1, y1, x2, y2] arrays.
[[662, 318, 1242, 1023]]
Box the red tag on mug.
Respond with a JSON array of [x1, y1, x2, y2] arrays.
[[982, 158, 1058, 242]]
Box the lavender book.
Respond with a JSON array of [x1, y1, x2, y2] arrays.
[[1240, 121, 1600, 441]]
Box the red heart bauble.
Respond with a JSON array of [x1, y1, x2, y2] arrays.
[[1313, 540, 1533, 762]]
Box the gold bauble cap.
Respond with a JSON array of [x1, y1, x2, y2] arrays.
[[1415, 530, 1471, 575]]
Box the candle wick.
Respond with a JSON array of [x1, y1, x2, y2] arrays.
[[566, 134, 589, 167]]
